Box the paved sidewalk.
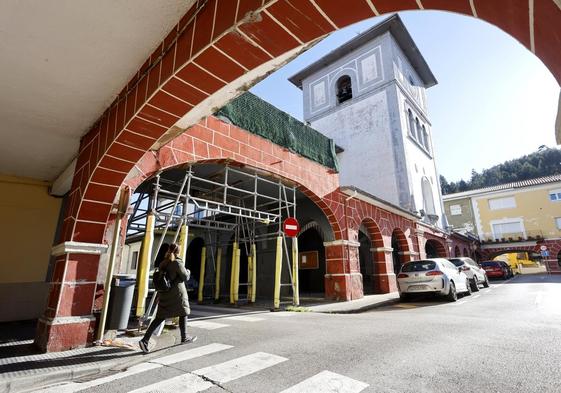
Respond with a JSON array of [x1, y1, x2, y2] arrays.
[[0, 333, 177, 393], [305, 292, 400, 313], [0, 295, 400, 392]]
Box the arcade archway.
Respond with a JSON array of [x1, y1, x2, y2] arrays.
[[425, 239, 447, 258]]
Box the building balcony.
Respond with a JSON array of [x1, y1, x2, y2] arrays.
[[479, 230, 544, 244]]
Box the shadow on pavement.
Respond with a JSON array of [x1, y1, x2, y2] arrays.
[[0, 345, 140, 374]]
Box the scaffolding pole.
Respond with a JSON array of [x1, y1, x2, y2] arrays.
[[251, 243, 257, 303], [230, 241, 238, 304], [198, 246, 206, 303], [273, 236, 283, 310], [214, 247, 222, 301], [292, 237, 299, 306]]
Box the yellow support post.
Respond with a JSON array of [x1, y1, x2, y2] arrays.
[[178, 223, 188, 262], [214, 247, 222, 301], [198, 246, 206, 303], [230, 242, 238, 304], [247, 252, 253, 302], [273, 236, 283, 309], [251, 243, 257, 303], [135, 212, 154, 317], [292, 238, 300, 306], [233, 245, 240, 302]]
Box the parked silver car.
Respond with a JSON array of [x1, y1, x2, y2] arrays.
[[449, 257, 489, 291], [397, 258, 471, 302]]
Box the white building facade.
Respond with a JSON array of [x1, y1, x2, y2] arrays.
[[289, 15, 446, 228]]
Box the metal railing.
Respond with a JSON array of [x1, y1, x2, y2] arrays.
[[480, 230, 544, 243]]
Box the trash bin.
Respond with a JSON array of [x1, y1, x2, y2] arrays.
[[107, 274, 136, 330]]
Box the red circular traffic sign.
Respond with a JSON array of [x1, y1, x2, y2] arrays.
[[283, 217, 300, 237]]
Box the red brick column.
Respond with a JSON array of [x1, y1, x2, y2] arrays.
[[323, 240, 363, 300], [35, 248, 107, 352], [372, 246, 398, 293]]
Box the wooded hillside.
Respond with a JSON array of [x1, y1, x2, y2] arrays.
[[440, 147, 561, 195]]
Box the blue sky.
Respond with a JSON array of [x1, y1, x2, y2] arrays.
[[250, 11, 559, 182]]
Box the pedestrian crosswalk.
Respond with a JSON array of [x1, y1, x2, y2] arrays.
[[38, 342, 368, 393], [280, 370, 369, 393]]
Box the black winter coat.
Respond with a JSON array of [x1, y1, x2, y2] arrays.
[[156, 257, 190, 318]]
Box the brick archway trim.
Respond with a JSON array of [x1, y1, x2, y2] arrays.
[[66, 0, 561, 246]]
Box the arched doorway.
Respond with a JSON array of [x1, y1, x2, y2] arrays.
[[358, 227, 374, 295], [454, 246, 461, 257], [298, 227, 326, 296], [463, 248, 469, 257], [425, 239, 446, 258], [391, 229, 409, 274]]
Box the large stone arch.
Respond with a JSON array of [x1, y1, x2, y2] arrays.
[[425, 238, 447, 258], [38, 0, 561, 351], [67, 1, 561, 248], [391, 228, 411, 274], [38, 115, 342, 352], [454, 245, 461, 257]]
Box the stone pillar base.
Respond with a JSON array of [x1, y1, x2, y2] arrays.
[[373, 273, 398, 293], [324, 273, 363, 301], [35, 316, 96, 352]]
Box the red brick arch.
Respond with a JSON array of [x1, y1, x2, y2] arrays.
[[454, 245, 461, 257], [122, 119, 343, 239], [480, 240, 561, 274], [67, 0, 561, 247], [425, 238, 447, 258], [39, 0, 561, 351]]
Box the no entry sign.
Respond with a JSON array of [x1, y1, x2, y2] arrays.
[[283, 217, 300, 237]]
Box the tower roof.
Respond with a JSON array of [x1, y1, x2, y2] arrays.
[[288, 14, 437, 89]]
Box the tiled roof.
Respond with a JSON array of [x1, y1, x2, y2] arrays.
[[443, 174, 561, 199]]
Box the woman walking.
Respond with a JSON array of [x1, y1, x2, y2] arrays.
[[139, 243, 196, 353]]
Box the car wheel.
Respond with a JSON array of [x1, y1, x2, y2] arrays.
[[446, 282, 457, 302], [399, 293, 409, 302], [483, 275, 490, 288], [470, 278, 480, 292]]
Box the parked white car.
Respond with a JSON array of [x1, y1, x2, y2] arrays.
[[397, 258, 471, 302], [449, 257, 489, 291]]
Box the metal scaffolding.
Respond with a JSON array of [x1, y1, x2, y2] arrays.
[[127, 164, 299, 310]]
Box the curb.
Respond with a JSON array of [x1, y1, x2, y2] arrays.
[[310, 297, 401, 314], [1, 334, 177, 393]]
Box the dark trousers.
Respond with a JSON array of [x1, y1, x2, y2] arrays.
[[142, 315, 188, 342]]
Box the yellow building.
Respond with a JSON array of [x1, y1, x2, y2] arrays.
[[443, 175, 561, 266], [0, 175, 62, 322], [471, 175, 561, 242]]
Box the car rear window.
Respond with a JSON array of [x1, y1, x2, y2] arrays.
[[481, 261, 500, 267], [401, 261, 436, 272], [449, 259, 465, 267]]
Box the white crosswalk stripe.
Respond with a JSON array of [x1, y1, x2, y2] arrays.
[[280, 370, 369, 393], [152, 343, 233, 365], [194, 352, 288, 384], [128, 373, 212, 393], [127, 352, 288, 393], [36, 343, 232, 393], [221, 315, 264, 322], [189, 320, 230, 330], [267, 312, 295, 317]]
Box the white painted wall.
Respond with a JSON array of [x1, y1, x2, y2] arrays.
[[300, 26, 445, 227], [311, 91, 400, 205]]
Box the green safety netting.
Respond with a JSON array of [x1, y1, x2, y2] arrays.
[[214, 92, 339, 171]]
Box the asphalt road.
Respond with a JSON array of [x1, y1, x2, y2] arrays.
[[39, 274, 561, 393]]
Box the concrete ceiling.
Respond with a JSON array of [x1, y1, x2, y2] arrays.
[[0, 0, 194, 181]]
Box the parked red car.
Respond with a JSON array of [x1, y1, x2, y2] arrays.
[[480, 261, 510, 279]]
